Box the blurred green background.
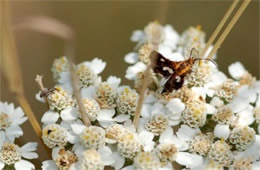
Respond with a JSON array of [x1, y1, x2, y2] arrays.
[[1, 0, 259, 169]]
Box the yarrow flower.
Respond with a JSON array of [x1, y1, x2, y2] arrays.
[[37, 21, 260, 170], [0, 141, 38, 170], [0, 102, 27, 142]]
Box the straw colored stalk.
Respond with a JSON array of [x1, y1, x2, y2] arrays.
[[0, 1, 52, 157], [13, 16, 91, 127], [207, 0, 251, 59]]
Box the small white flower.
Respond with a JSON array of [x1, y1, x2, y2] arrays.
[[79, 58, 106, 75], [125, 62, 147, 80], [214, 124, 230, 140], [0, 102, 27, 142], [42, 147, 78, 170], [0, 142, 38, 170], [228, 62, 247, 80], [41, 107, 78, 125], [233, 135, 260, 162], [158, 126, 202, 168], [166, 98, 185, 126], [124, 52, 138, 64]]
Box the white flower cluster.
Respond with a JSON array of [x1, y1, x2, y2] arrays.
[[38, 22, 260, 170], [0, 102, 38, 170]]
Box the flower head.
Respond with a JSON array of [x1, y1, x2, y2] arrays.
[[79, 149, 104, 170], [134, 151, 161, 170], [117, 87, 138, 116], [208, 139, 233, 167], [0, 142, 38, 170], [229, 126, 255, 151], [117, 132, 141, 159], [80, 126, 106, 150], [42, 124, 68, 148], [0, 102, 27, 142]]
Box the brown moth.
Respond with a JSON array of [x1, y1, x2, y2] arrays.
[[150, 48, 217, 93]]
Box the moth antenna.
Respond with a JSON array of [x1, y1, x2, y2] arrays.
[[190, 48, 196, 58], [194, 58, 218, 67]]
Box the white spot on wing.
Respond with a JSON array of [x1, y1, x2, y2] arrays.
[[163, 67, 174, 74], [176, 76, 181, 82], [160, 58, 166, 62]]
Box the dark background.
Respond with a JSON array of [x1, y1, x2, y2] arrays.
[[1, 1, 259, 169]]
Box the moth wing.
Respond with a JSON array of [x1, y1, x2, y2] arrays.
[[150, 51, 182, 78], [162, 74, 185, 93]]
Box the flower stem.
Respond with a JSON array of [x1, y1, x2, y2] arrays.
[[1, 1, 51, 157], [207, 0, 251, 59], [199, 0, 239, 59]]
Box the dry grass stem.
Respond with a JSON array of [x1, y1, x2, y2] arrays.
[[133, 65, 152, 129], [207, 0, 251, 59], [1, 1, 51, 157], [13, 16, 91, 126], [199, 0, 239, 59], [1, 1, 42, 138]]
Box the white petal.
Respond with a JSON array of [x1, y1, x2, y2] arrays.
[[81, 86, 96, 99], [172, 135, 189, 151], [176, 125, 200, 142], [97, 109, 116, 127], [114, 114, 130, 122], [97, 109, 115, 119], [107, 76, 121, 88], [52, 147, 62, 160], [111, 152, 125, 170], [252, 161, 260, 170], [214, 124, 230, 140], [144, 94, 157, 104], [42, 160, 57, 170], [123, 120, 136, 133], [5, 125, 23, 141], [176, 152, 203, 168], [60, 107, 78, 121], [122, 165, 135, 170], [159, 127, 174, 143], [21, 142, 38, 153], [124, 52, 138, 64], [0, 131, 5, 148], [210, 97, 224, 108], [71, 124, 85, 135], [228, 62, 246, 79], [67, 130, 78, 144], [14, 160, 35, 170], [0, 161, 4, 169], [237, 105, 254, 126], [168, 119, 181, 126], [227, 99, 247, 114], [58, 71, 71, 84], [166, 98, 185, 115], [35, 91, 45, 103], [88, 58, 106, 74], [130, 30, 144, 42], [151, 103, 166, 116], [192, 87, 206, 100], [125, 62, 146, 80], [69, 162, 80, 170], [138, 131, 155, 151], [41, 111, 59, 124], [141, 104, 152, 118], [205, 104, 217, 114], [10, 107, 27, 125], [21, 152, 38, 159], [99, 146, 115, 165]]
